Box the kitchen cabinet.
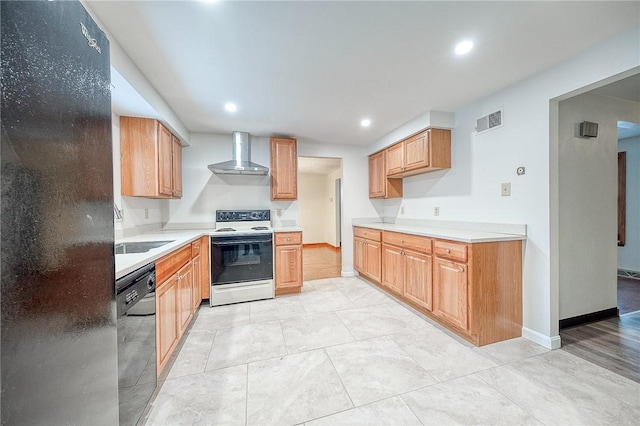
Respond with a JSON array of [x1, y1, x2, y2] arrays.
[[191, 240, 201, 310], [274, 231, 303, 295], [385, 128, 451, 178], [199, 236, 210, 300], [177, 261, 193, 336], [433, 256, 468, 330], [155, 243, 195, 376], [354, 225, 522, 346], [270, 137, 297, 200], [353, 227, 382, 283], [382, 231, 433, 309], [156, 273, 178, 375], [369, 151, 402, 199], [120, 116, 183, 199]]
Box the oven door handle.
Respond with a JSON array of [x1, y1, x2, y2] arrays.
[[212, 239, 273, 246]]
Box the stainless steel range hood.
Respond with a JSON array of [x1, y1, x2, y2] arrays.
[[208, 131, 269, 175]]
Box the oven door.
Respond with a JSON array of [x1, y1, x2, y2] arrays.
[[210, 233, 273, 285]]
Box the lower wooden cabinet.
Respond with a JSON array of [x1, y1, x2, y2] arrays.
[[354, 226, 523, 346], [199, 236, 210, 300], [381, 231, 433, 309], [403, 249, 432, 310], [433, 257, 468, 330], [177, 261, 193, 336], [155, 238, 207, 376], [156, 274, 178, 374], [275, 231, 303, 295], [353, 227, 382, 284]]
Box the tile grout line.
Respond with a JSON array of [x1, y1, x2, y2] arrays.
[[244, 362, 249, 426]]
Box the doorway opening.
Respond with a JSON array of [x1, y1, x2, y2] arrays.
[[617, 120, 640, 315], [297, 156, 343, 281]]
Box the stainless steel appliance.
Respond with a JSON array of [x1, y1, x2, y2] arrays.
[[210, 210, 274, 306], [116, 263, 157, 426], [208, 131, 269, 175], [1, 1, 118, 423]]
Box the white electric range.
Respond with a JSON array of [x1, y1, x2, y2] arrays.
[[209, 210, 274, 306]]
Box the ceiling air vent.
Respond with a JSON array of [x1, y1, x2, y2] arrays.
[[475, 109, 503, 134]]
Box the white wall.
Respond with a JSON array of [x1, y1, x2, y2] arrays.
[[165, 134, 377, 274], [618, 135, 640, 272], [367, 26, 640, 348], [112, 112, 168, 239], [298, 174, 328, 244], [558, 94, 640, 320]]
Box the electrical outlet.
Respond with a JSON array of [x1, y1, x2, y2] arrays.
[[501, 182, 511, 196], [400, 206, 405, 215], [434, 206, 440, 216], [276, 208, 282, 217], [144, 208, 149, 219]]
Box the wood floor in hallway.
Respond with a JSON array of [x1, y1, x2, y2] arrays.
[[303, 245, 341, 281]]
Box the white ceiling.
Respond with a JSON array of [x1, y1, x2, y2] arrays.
[[298, 156, 342, 175], [89, 0, 640, 146]]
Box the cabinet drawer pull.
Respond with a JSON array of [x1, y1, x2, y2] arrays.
[[445, 249, 451, 253], [458, 267, 465, 273]]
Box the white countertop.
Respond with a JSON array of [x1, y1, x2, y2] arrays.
[[115, 227, 305, 279], [115, 229, 211, 280], [353, 222, 526, 243]]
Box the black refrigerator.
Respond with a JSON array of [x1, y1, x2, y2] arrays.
[[1, 1, 119, 424]]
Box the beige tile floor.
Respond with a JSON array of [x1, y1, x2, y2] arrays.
[[144, 277, 640, 425]]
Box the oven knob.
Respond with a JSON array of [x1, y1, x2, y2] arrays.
[[146, 273, 156, 290]]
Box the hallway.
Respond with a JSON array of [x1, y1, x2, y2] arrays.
[[618, 276, 640, 315], [303, 245, 342, 281]]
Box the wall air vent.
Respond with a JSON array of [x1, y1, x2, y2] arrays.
[[475, 109, 503, 134]]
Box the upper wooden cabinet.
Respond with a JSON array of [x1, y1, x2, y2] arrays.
[[120, 116, 183, 199], [270, 137, 297, 200], [385, 128, 451, 178], [369, 151, 402, 199], [368, 128, 451, 199]]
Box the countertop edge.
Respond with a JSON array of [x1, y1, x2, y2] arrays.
[[353, 222, 526, 243]]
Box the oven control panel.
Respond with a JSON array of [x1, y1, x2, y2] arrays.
[[216, 210, 270, 222]]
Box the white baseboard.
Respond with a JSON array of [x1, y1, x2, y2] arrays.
[[522, 327, 561, 349], [341, 270, 357, 277]]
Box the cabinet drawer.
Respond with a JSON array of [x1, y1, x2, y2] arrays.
[[191, 239, 201, 258], [275, 232, 302, 246], [434, 240, 468, 262], [156, 244, 191, 285], [354, 227, 381, 242], [382, 231, 432, 254]]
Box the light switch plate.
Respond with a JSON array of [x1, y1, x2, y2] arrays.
[[501, 182, 511, 196]]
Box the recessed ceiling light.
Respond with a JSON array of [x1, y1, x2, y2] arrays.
[[455, 40, 473, 55], [224, 102, 237, 112], [361, 119, 371, 127]]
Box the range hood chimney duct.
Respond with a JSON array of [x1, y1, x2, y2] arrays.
[[208, 131, 269, 175]]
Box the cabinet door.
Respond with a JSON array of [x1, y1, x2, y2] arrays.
[[364, 241, 381, 283], [157, 276, 178, 374], [433, 258, 468, 330], [385, 143, 404, 176], [172, 135, 183, 198], [404, 250, 432, 310], [382, 244, 403, 294], [200, 236, 210, 300], [158, 124, 173, 197], [354, 237, 365, 273], [178, 262, 193, 335], [270, 137, 297, 200], [275, 244, 302, 290], [192, 254, 201, 311], [368, 151, 385, 198], [404, 131, 429, 172]]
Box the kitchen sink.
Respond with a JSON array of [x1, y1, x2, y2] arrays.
[[114, 240, 175, 255]]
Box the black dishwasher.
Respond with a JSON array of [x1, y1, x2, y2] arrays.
[[116, 263, 157, 426]]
